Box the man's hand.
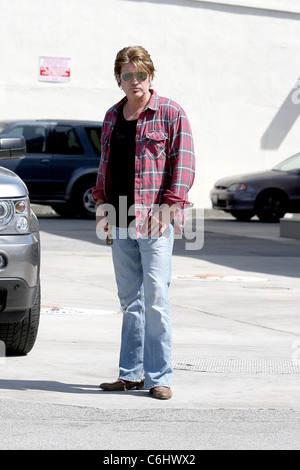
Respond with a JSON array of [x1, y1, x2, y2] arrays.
[[147, 204, 174, 238], [96, 200, 112, 239]]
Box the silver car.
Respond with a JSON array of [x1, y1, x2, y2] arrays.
[[210, 152, 300, 222], [0, 135, 40, 355]]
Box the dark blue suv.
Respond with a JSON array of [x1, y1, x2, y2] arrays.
[[0, 120, 102, 218]]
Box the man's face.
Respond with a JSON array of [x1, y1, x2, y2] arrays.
[[119, 62, 151, 100]]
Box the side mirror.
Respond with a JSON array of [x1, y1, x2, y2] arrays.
[[0, 135, 26, 159]]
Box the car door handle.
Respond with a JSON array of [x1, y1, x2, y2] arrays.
[[41, 159, 50, 164]]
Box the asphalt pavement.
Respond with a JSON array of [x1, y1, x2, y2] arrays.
[[0, 206, 300, 450]]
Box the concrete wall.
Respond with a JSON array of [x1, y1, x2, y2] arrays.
[[1, 0, 300, 207]]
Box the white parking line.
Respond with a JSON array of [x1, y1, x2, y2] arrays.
[[41, 306, 118, 315], [172, 274, 269, 282]]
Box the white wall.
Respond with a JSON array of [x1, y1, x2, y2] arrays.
[[1, 0, 300, 208]]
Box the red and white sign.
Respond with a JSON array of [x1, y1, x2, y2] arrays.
[[39, 56, 71, 82]]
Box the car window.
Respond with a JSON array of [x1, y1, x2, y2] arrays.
[[85, 127, 101, 155], [5, 125, 47, 153], [53, 125, 83, 155], [273, 153, 300, 173]]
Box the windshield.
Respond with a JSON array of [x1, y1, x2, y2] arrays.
[[273, 153, 300, 172]]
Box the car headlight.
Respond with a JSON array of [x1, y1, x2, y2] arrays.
[[0, 201, 14, 226], [227, 183, 248, 192], [0, 197, 30, 234]]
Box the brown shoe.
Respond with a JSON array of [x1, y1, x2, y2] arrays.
[[150, 386, 172, 400], [99, 379, 144, 391]]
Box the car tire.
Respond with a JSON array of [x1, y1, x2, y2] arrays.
[[230, 210, 255, 221], [255, 191, 287, 222], [74, 178, 96, 219], [0, 282, 41, 356]]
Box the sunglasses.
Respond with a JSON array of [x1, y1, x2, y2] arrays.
[[121, 71, 148, 82]]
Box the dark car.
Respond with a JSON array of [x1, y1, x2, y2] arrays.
[[0, 135, 40, 355], [0, 120, 102, 218], [210, 152, 300, 222]]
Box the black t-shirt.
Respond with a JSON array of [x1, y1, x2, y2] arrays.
[[108, 109, 137, 227]]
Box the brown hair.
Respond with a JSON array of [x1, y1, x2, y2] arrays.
[[114, 45, 155, 87]]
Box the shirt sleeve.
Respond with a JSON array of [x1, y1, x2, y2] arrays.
[[163, 108, 195, 209], [92, 113, 111, 203], [92, 182, 106, 203]]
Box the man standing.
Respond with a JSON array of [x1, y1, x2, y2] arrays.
[[92, 46, 195, 399]]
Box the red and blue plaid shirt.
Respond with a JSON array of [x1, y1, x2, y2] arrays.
[[92, 89, 195, 235]]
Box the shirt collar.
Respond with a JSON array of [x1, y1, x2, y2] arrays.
[[145, 89, 159, 111]]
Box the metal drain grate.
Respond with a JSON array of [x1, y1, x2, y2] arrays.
[[173, 357, 300, 375]]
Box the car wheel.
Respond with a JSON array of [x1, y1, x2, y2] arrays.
[[230, 210, 255, 221], [74, 178, 96, 219], [255, 191, 287, 222], [0, 282, 41, 355]]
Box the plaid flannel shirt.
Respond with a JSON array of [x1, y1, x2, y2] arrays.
[[92, 89, 195, 236]]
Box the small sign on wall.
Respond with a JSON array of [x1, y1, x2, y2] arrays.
[[39, 56, 71, 82]]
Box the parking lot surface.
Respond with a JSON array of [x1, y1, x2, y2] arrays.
[[1, 207, 300, 449]]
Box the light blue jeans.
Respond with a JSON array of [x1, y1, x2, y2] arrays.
[[111, 224, 174, 389]]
